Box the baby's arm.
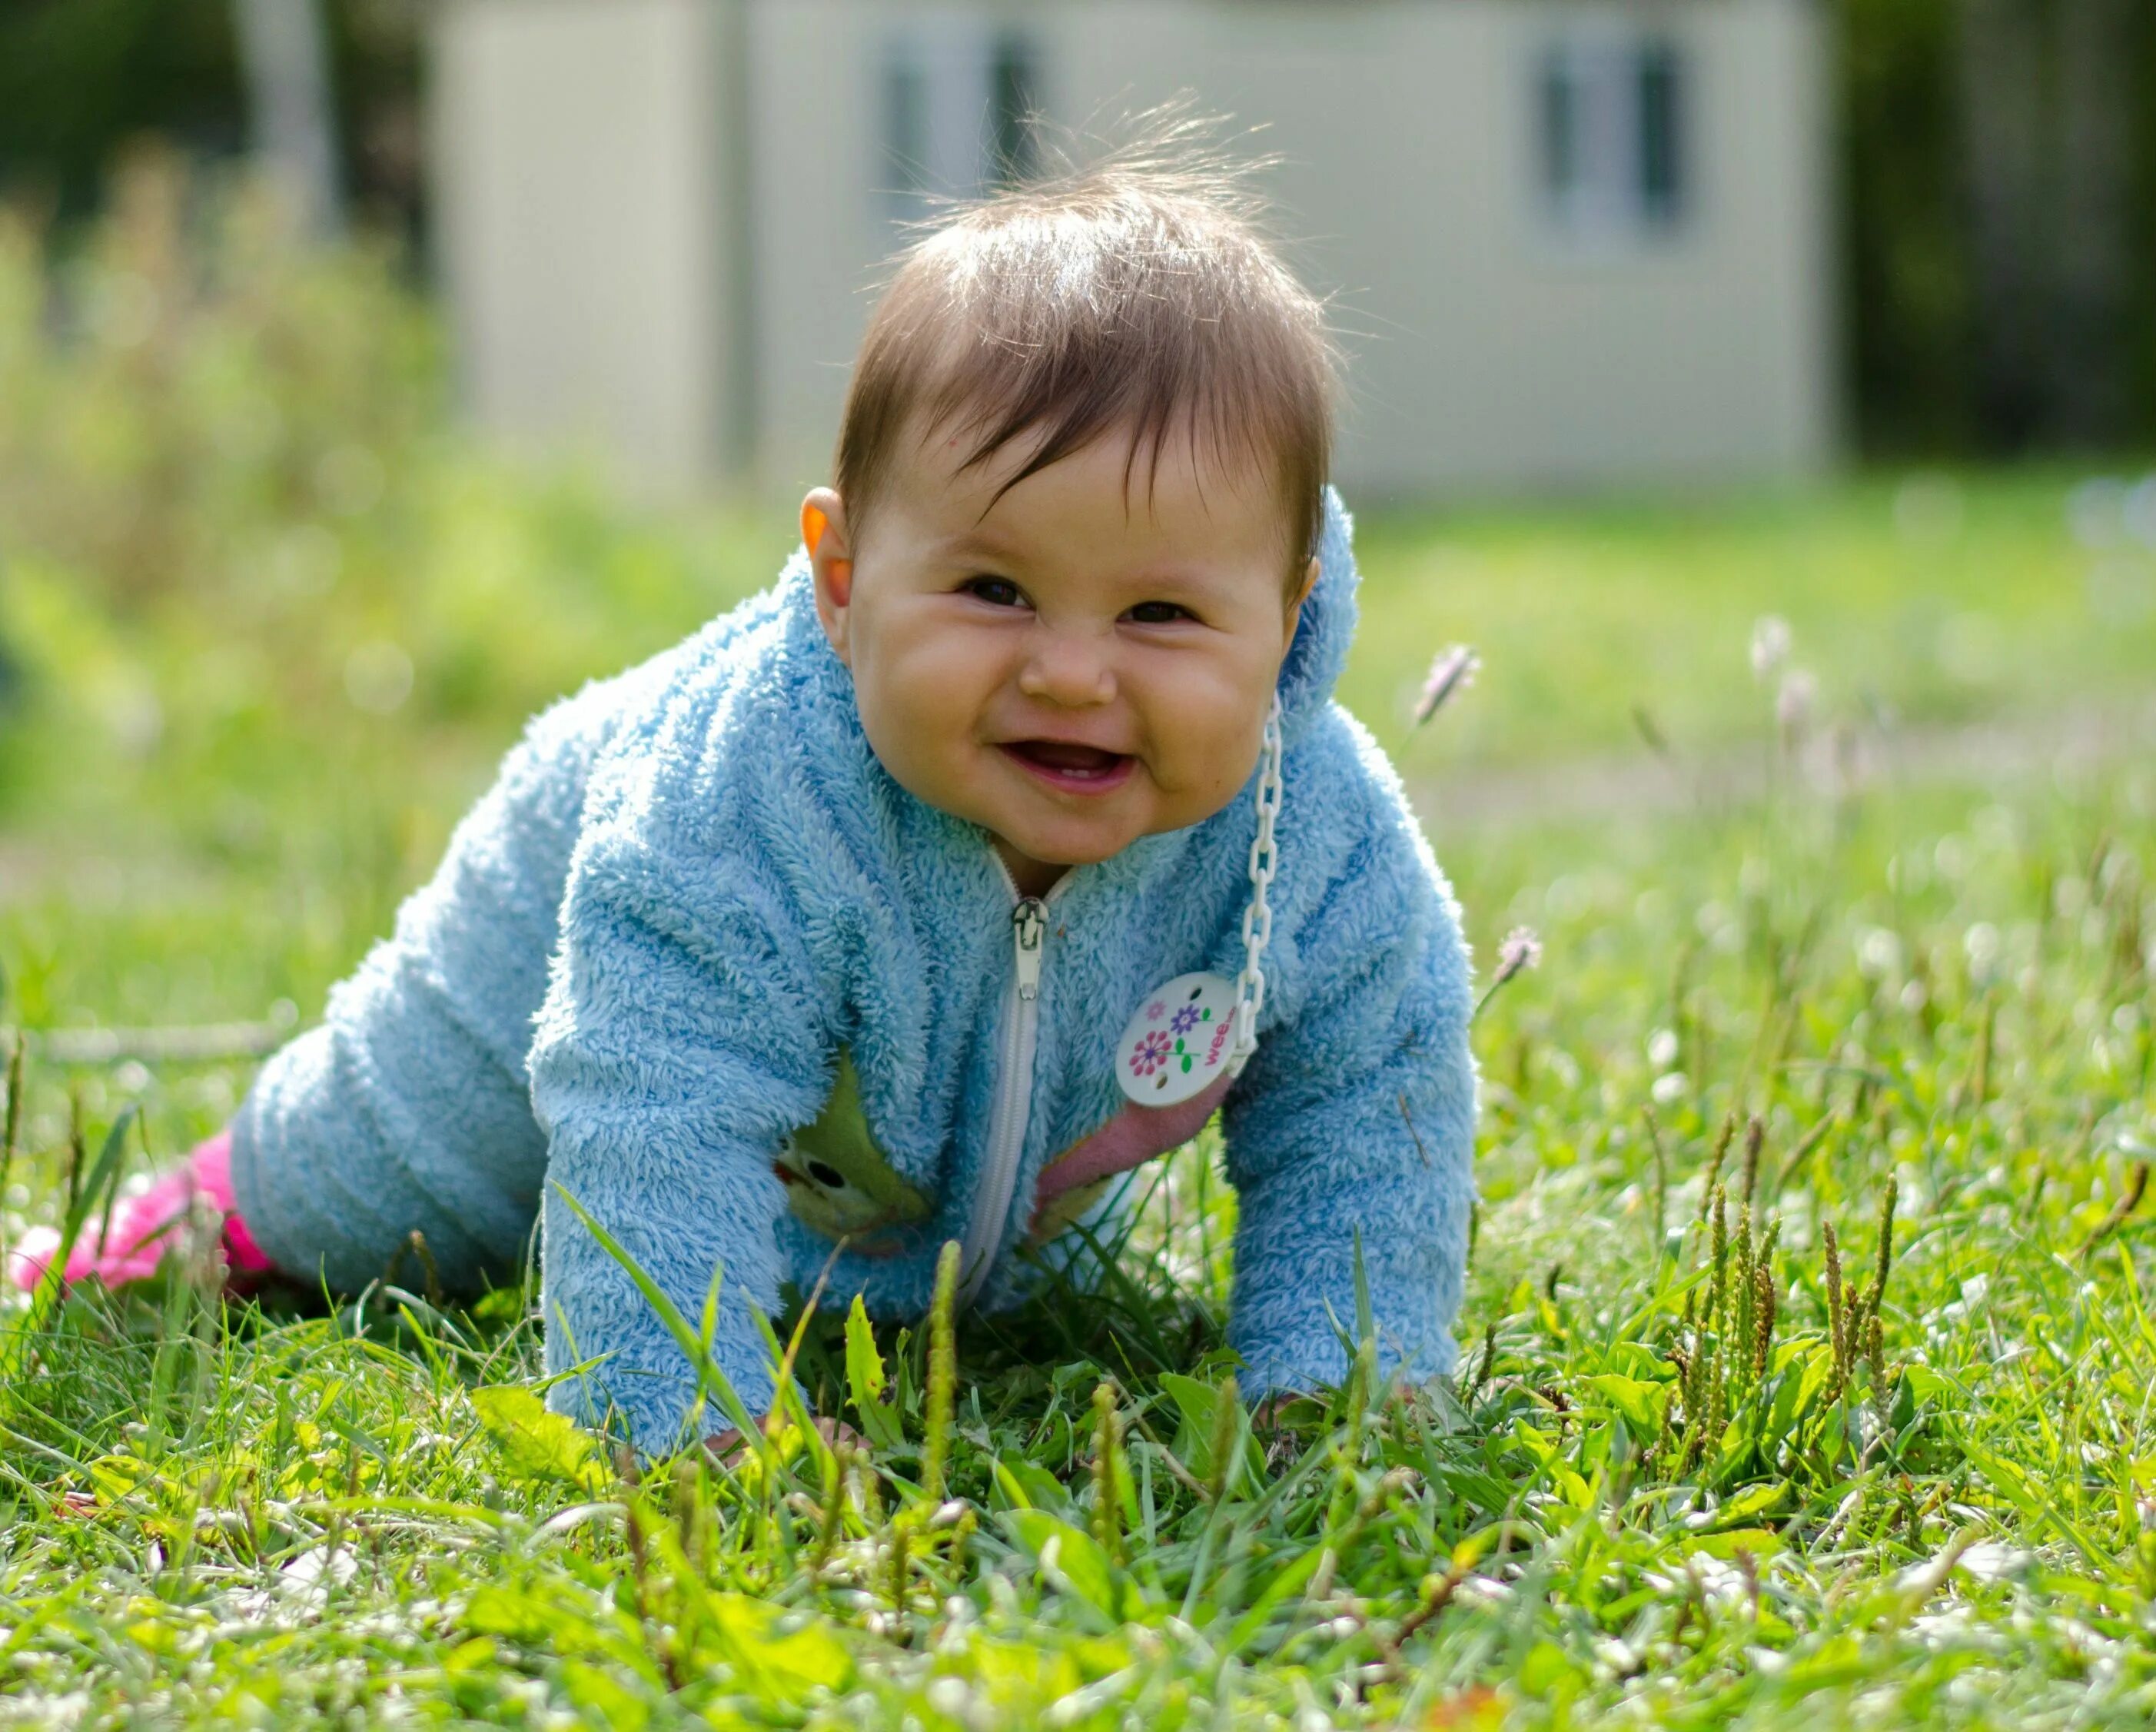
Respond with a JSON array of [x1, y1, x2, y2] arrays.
[[527, 782, 835, 1451], [1220, 816, 1476, 1401]]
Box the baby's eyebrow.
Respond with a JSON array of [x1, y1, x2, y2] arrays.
[[934, 524, 1028, 563]]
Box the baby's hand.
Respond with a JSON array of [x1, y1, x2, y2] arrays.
[[703, 1413, 860, 1467]]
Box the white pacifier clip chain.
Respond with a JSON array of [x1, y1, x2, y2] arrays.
[[1227, 695, 1284, 1077]]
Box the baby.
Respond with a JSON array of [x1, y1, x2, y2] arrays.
[[32, 152, 1477, 1450]]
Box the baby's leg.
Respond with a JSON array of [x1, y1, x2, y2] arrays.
[[229, 686, 618, 1295]]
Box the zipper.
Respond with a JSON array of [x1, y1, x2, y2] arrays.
[[956, 865, 1058, 1306]]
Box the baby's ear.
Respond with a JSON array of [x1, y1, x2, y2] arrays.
[[802, 487, 855, 663], [1285, 554, 1320, 631]]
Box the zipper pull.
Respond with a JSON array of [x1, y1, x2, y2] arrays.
[[1012, 898, 1046, 1002]]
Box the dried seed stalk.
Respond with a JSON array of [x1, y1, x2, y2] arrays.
[[1732, 1205, 1756, 1380], [1091, 1380, 1125, 1564], [1702, 1354, 1727, 1465], [64, 1088, 85, 1220], [1752, 1218, 1781, 1381], [1970, 999, 1994, 1110], [1699, 1115, 1736, 1225], [886, 1517, 911, 1607], [1706, 1188, 1730, 1338], [922, 1240, 959, 1504], [811, 1441, 849, 1574], [1643, 1105, 1671, 1245], [1862, 1176, 1899, 1330], [1751, 1262, 1777, 1379], [1865, 1312, 1892, 1442], [0, 1035, 21, 1234], [1741, 1116, 1765, 1209], [1823, 1222, 1849, 1396], [1206, 1373, 1242, 1503], [676, 1449, 706, 1574]]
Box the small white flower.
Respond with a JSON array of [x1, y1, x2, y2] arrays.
[[1776, 670, 1817, 733], [1750, 616, 1792, 680], [1858, 928, 1902, 978], [1411, 645, 1480, 728]]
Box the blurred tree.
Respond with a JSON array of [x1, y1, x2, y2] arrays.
[[2049, 0, 2138, 447], [1955, 0, 2047, 447], [0, 0, 422, 251], [232, 0, 342, 240], [1849, 0, 2153, 454], [0, 0, 242, 221]]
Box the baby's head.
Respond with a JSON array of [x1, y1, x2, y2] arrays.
[[802, 145, 1333, 895]]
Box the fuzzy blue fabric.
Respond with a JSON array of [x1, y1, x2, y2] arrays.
[[230, 491, 1477, 1448]]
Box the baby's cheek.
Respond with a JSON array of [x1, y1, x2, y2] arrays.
[[1151, 677, 1267, 802], [1152, 733, 1252, 825], [864, 640, 986, 761]]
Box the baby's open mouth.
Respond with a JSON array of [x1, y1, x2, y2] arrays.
[[999, 740, 1137, 793]]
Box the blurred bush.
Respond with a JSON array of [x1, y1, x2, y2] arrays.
[[0, 151, 786, 898]]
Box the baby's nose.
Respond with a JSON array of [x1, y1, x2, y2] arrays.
[[1017, 631, 1118, 706]]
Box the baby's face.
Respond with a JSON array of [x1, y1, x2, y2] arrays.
[[806, 422, 1314, 894]]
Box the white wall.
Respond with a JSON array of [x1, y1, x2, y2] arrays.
[[1047, 0, 1837, 494], [430, 0, 733, 494]]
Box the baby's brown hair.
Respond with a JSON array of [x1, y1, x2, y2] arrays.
[[835, 118, 1334, 581]]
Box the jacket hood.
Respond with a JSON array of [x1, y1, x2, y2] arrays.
[[1274, 487, 1358, 741]]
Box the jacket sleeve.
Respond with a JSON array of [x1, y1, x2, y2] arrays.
[[1218, 800, 1477, 1401], [228, 693, 603, 1294], [526, 771, 835, 1451]]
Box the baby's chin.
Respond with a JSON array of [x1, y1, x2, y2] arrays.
[[985, 791, 1229, 876], [985, 815, 1144, 873]]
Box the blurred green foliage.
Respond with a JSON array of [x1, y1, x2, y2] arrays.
[[0, 0, 424, 237], [0, 155, 790, 1024]]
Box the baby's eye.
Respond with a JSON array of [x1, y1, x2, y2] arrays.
[[961, 576, 1025, 608], [1125, 600, 1194, 626]]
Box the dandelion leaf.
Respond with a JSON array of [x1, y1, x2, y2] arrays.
[[706, 1594, 852, 1696], [470, 1385, 606, 1492], [844, 1294, 903, 1450]]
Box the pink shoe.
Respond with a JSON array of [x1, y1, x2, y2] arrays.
[[6, 1130, 274, 1292]]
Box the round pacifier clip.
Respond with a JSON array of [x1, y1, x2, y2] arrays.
[[1113, 696, 1284, 1105]]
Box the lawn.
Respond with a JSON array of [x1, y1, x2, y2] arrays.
[[4, 194, 2156, 1726]]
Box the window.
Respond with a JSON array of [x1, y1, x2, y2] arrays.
[[988, 33, 1040, 187], [879, 26, 1041, 221], [1536, 35, 1689, 240]]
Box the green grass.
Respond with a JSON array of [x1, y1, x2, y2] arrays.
[[3, 759, 2153, 1727], [5, 184, 2156, 1725], [1359, 470, 2156, 774]]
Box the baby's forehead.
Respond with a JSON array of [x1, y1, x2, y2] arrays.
[[890, 408, 1299, 544]]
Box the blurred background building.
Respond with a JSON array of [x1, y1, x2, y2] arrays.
[[428, 0, 1833, 499], [0, 0, 2151, 494]]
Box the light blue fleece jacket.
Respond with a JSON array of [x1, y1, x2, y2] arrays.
[[231, 491, 1477, 1448]]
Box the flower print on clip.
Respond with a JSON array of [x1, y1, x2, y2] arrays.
[[1129, 1030, 1174, 1078]]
